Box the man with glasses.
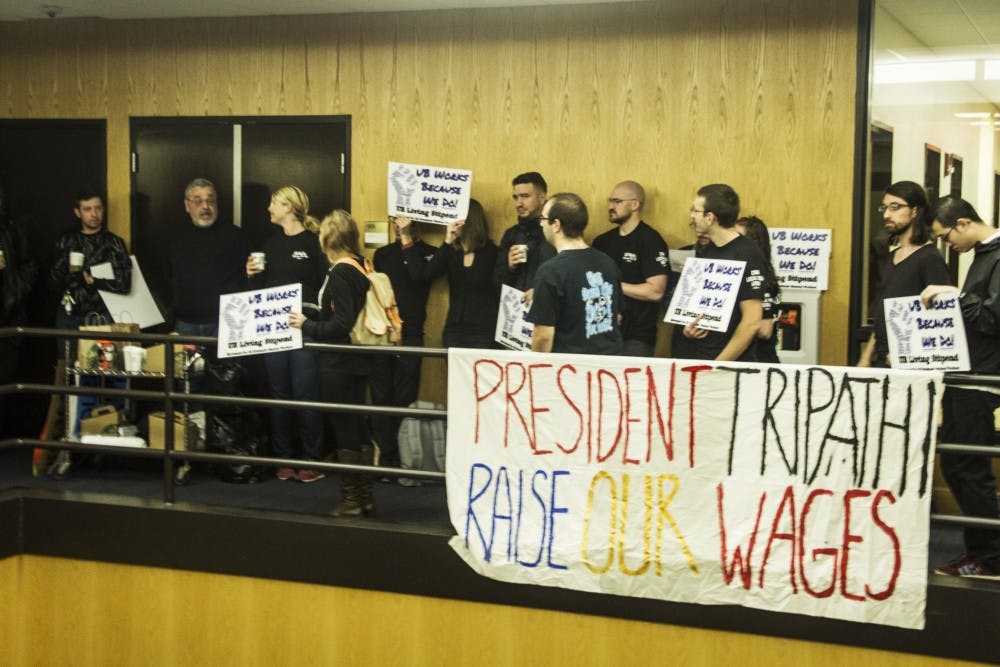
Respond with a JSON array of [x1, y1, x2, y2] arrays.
[[920, 196, 1000, 580], [167, 178, 251, 338], [593, 180, 669, 356], [680, 183, 765, 362], [527, 192, 623, 355]]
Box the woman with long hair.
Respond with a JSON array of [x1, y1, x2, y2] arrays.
[[247, 186, 328, 482], [395, 199, 500, 348], [857, 181, 950, 367], [735, 216, 781, 363], [289, 210, 375, 516]]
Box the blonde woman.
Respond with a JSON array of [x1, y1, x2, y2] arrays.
[[289, 210, 375, 517], [248, 186, 328, 483]]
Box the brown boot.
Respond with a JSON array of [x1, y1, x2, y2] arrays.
[[330, 449, 366, 517], [358, 442, 377, 517]]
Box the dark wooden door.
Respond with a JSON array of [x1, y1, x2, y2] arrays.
[[0, 119, 106, 437]]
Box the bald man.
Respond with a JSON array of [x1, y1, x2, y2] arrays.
[[592, 180, 670, 356]]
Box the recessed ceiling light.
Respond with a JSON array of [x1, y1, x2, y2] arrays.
[[875, 61, 975, 84], [955, 112, 992, 119]]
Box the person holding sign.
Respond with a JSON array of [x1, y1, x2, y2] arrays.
[[494, 172, 556, 295], [593, 181, 670, 357], [681, 184, 765, 362], [858, 181, 949, 368], [921, 196, 1000, 579], [526, 192, 623, 355], [370, 217, 437, 468], [397, 200, 500, 349], [247, 186, 328, 483], [289, 210, 375, 517]]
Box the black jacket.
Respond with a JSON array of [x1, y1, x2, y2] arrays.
[[49, 228, 131, 318], [960, 234, 1000, 374]]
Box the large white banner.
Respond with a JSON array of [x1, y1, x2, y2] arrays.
[[446, 349, 942, 629]]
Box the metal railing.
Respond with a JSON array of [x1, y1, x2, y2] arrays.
[[0, 326, 447, 504], [1, 326, 998, 535]]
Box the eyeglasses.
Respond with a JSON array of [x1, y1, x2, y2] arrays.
[[877, 203, 911, 214], [187, 197, 217, 207], [538, 216, 551, 223], [689, 208, 707, 215], [937, 227, 955, 244], [608, 198, 637, 205]]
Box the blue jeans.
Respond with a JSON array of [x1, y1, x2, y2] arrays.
[[264, 343, 323, 461]]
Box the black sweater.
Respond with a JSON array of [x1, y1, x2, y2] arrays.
[[168, 221, 251, 323], [405, 241, 500, 340]]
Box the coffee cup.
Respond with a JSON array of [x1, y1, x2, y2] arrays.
[[513, 244, 528, 264], [69, 251, 85, 272], [250, 252, 266, 271], [123, 345, 146, 373]]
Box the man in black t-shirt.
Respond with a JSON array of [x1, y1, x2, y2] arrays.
[[593, 180, 669, 356], [527, 193, 623, 355], [681, 184, 765, 362], [370, 218, 437, 467]]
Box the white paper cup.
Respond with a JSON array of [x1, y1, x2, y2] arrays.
[[69, 251, 85, 272], [123, 345, 146, 373], [250, 252, 266, 271], [513, 244, 528, 264]]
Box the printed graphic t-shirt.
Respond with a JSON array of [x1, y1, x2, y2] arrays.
[[527, 247, 624, 355]]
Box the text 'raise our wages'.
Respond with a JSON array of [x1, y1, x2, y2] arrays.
[[446, 350, 939, 629]]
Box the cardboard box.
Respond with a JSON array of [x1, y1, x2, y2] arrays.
[[148, 411, 196, 451], [80, 405, 122, 435], [145, 343, 185, 376]]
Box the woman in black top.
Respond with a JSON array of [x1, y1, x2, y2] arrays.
[[289, 209, 375, 517], [858, 181, 950, 368], [735, 216, 781, 364], [247, 186, 328, 483], [396, 199, 500, 349]]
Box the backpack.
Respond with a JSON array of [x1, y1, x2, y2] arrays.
[[397, 400, 446, 484], [336, 257, 404, 346]]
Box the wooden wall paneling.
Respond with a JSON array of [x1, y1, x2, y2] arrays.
[[0, 1, 860, 371], [0, 554, 970, 666]]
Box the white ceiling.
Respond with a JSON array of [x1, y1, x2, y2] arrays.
[[874, 0, 1000, 113]]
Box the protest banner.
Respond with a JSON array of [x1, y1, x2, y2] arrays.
[[496, 285, 534, 351], [884, 293, 970, 371], [446, 348, 941, 629], [217, 283, 302, 358], [388, 161, 472, 225], [664, 257, 744, 332], [769, 228, 832, 290]]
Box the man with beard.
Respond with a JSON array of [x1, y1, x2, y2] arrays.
[[168, 178, 251, 338], [494, 172, 555, 295], [856, 180, 949, 368], [592, 180, 669, 356]]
